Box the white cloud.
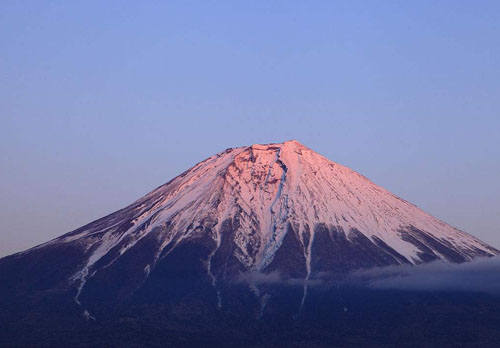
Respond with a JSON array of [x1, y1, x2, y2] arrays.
[[347, 256, 500, 294]]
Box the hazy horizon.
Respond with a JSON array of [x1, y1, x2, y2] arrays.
[[1, 1, 499, 257]]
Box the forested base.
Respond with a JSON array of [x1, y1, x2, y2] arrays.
[[2, 286, 500, 348]]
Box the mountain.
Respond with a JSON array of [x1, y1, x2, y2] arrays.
[[1, 140, 498, 347]]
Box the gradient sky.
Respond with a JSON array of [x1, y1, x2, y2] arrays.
[[1, 1, 499, 257]]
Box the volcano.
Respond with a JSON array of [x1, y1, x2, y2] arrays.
[[1, 140, 498, 347]]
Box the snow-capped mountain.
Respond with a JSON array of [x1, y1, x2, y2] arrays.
[[1, 140, 497, 324]]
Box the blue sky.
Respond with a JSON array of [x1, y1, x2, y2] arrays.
[[1, 1, 499, 256]]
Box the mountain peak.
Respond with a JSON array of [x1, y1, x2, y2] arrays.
[[244, 139, 307, 152], [282, 139, 306, 147]]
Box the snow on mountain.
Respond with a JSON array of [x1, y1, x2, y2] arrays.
[[10, 140, 498, 318]]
